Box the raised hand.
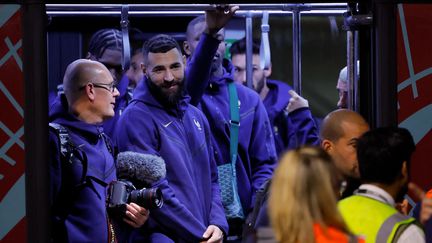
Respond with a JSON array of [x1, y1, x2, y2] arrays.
[[205, 4, 239, 35], [286, 90, 309, 113], [409, 182, 432, 225]]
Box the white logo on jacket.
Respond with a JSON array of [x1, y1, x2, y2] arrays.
[[193, 118, 202, 130], [162, 121, 173, 128]]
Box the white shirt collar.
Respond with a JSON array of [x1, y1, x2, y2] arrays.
[[357, 184, 395, 207]]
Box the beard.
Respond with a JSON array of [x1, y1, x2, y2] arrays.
[[147, 76, 185, 108], [254, 79, 265, 94]]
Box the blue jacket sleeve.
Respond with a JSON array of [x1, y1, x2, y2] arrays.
[[149, 179, 208, 242], [249, 101, 278, 206], [115, 110, 208, 242], [289, 107, 320, 146], [206, 125, 229, 235], [186, 33, 220, 106]]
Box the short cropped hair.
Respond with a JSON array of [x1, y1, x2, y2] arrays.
[[88, 28, 122, 58], [186, 15, 205, 37], [357, 127, 415, 185], [142, 34, 182, 65], [320, 109, 368, 142], [229, 37, 260, 56]]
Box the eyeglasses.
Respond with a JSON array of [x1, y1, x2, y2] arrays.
[[80, 81, 118, 93]]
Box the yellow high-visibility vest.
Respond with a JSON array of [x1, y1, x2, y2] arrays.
[[338, 195, 415, 243]]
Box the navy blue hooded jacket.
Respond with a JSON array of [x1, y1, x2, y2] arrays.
[[186, 33, 278, 214], [49, 95, 117, 243], [114, 79, 228, 242], [264, 79, 320, 155]]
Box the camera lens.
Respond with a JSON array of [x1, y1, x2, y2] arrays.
[[130, 187, 163, 209]]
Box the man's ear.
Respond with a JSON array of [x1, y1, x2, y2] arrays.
[[182, 55, 187, 65], [86, 84, 96, 101], [183, 41, 191, 56], [321, 139, 333, 153], [141, 62, 146, 73], [86, 52, 94, 60], [264, 64, 272, 78], [401, 161, 408, 179]]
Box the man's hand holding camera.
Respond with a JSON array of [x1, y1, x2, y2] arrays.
[[201, 225, 224, 243], [124, 203, 149, 228]]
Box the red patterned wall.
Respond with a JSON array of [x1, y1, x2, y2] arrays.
[[0, 4, 26, 243], [397, 4, 432, 191]]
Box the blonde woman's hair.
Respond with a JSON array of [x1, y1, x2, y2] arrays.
[[269, 146, 349, 243]]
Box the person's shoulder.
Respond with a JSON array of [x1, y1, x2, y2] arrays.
[[117, 101, 156, 130], [186, 103, 210, 123], [48, 124, 62, 149], [122, 100, 153, 116], [267, 79, 292, 90]]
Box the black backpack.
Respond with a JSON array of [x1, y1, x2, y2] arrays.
[[49, 123, 116, 197]]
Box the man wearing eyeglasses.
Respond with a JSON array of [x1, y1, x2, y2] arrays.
[[48, 59, 148, 242]]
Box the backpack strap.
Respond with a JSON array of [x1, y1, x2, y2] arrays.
[[100, 132, 116, 158], [49, 122, 74, 159], [245, 178, 272, 229], [49, 122, 88, 186], [50, 123, 114, 200], [228, 81, 240, 166]]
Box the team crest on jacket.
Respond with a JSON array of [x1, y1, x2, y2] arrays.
[[193, 118, 202, 130]]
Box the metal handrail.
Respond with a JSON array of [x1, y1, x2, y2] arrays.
[[46, 3, 347, 16]]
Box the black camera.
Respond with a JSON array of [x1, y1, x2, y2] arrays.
[[107, 180, 163, 211]]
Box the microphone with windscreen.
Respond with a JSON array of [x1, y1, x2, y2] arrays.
[[108, 151, 166, 210]]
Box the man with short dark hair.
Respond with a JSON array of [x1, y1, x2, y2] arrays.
[[115, 32, 228, 242], [125, 27, 146, 90], [229, 37, 319, 156], [338, 127, 425, 243], [49, 59, 148, 242]]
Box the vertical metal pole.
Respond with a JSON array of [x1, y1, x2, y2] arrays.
[[347, 30, 354, 111], [245, 11, 253, 89], [23, 1, 50, 242], [292, 8, 302, 95], [354, 30, 360, 112]]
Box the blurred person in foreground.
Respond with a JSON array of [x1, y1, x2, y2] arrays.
[[269, 146, 365, 243]]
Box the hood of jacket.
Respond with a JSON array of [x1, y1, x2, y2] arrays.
[[264, 79, 292, 119], [208, 58, 235, 87], [49, 94, 104, 140], [117, 74, 130, 102]]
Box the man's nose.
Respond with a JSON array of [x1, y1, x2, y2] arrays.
[[164, 70, 174, 81], [241, 71, 247, 84], [112, 86, 120, 97]]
